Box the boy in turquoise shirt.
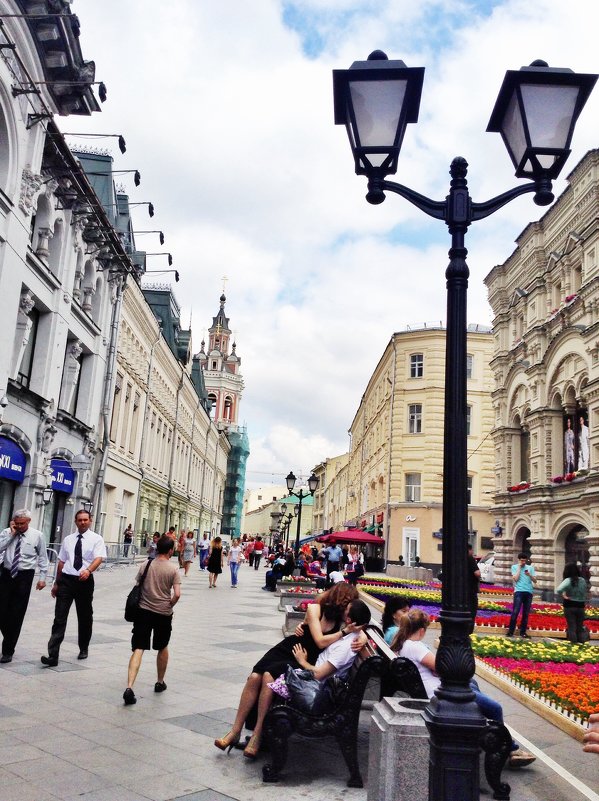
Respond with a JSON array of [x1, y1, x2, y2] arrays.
[[507, 553, 536, 638]]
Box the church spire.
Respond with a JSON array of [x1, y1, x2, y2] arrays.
[[202, 288, 243, 427]]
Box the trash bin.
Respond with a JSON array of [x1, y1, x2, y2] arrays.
[[368, 697, 429, 801]]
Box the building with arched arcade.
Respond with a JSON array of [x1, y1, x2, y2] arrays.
[[485, 149, 599, 596]]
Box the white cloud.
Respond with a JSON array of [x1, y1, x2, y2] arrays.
[[68, 0, 599, 485]]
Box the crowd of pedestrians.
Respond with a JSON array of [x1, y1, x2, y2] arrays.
[[2, 512, 596, 770]]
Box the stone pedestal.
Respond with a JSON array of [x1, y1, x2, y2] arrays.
[[368, 697, 429, 801], [282, 603, 304, 636]]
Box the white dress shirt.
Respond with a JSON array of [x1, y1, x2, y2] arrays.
[[59, 529, 107, 576], [0, 526, 49, 581]]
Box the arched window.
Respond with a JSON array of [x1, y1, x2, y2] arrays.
[[511, 414, 529, 484], [47, 218, 64, 278], [208, 393, 217, 419]]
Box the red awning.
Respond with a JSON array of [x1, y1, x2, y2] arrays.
[[316, 530, 384, 545]]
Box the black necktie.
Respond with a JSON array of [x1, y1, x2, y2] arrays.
[[73, 534, 83, 571]]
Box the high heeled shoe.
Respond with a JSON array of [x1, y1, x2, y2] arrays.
[[214, 731, 240, 753], [243, 733, 261, 760]]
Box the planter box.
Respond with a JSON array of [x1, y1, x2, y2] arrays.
[[275, 579, 316, 596], [277, 590, 317, 612]]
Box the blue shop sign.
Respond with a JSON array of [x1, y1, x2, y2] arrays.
[[0, 437, 27, 483], [50, 458, 75, 494]]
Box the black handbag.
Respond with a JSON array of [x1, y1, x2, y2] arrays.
[[124, 559, 152, 622], [284, 666, 348, 715]]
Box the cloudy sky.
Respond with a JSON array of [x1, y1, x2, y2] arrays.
[[65, 0, 599, 487]]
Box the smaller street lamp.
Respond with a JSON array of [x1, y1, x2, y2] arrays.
[[286, 471, 319, 556]]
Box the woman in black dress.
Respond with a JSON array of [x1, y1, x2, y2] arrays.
[[207, 536, 224, 588], [214, 583, 361, 758]]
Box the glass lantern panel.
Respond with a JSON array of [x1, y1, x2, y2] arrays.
[[521, 84, 579, 148], [537, 154, 559, 169], [501, 91, 527, 164], [349, 79, 407, 147]]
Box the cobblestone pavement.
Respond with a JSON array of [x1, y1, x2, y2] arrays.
[[0, 561, 597, 801]]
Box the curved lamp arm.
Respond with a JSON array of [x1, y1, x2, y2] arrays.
[[374, 176, 550, 225]]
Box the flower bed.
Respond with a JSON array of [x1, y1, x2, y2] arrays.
[[472, 635, 599, 721], [358, 578, 599, 634]]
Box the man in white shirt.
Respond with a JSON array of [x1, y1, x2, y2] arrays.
[[292, 599, 371, 681], [0, 509, 48, 663], [41, 510, 106, 666], [198, 533, 210, 570]]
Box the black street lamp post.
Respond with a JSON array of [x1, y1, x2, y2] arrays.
[[278, 503, 296, 550], [286, 471, 319, 556], [333, 52, 596, 801]]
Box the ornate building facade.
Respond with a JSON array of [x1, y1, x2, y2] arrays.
[[313, 327, 495, 569], [0, 1, 123, 545], [103, 280, 229, 545], [312, 454, 349, 535], [485, 149, 599, 596]]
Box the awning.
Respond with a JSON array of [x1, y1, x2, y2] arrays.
[[50, 458, 75, 494], [0, 437, 26, 483], [298, 534, 319, 546], [316, 530, 385, 545]]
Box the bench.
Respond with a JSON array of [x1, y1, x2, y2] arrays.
[[262, 642, 384, 787], [367, 626, 512, 801]]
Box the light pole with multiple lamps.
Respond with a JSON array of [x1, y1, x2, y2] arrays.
[[285, 471, 319, 556], [333, 52, 596, 801], [278, 503, 297, 550]]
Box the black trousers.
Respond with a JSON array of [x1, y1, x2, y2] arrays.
[[0, 568, 35, 656], [47, 573, 95, 658]]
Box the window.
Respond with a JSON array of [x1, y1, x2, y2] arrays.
[[410, 353, 424, 378], [408, 404, 422, 434], [467, 475, 473, 505], [520, 427, 530, 482], [405, 473, 421, 502], [466, 354, 473, 379], [128, 392, 141, 454], [208, 393, 217, 419], [16, 308, 39, 388], [109, 373, 123, 442], [466, 405, 472, 437]]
